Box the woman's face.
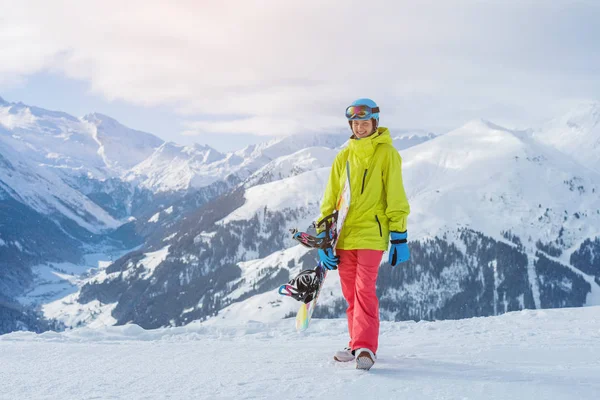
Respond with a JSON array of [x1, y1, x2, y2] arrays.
[[351, 119, 374, 138]]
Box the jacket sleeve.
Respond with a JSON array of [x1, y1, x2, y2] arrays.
[[317, 152, 344, 228], [383, 149, 410, 232]]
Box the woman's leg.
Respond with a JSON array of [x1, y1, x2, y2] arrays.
[[336, 249, 357, 348], [352, 249, 384, 353]]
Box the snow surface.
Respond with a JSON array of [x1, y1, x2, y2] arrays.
[[2, 307, 600, 399], [137, 246, 170, 280], [148, 206, 173, 223]]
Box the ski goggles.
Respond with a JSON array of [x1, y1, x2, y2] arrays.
[[345, 105, 380, 120]]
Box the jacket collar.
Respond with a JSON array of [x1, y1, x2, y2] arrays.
[[348, 127, 392, 159]]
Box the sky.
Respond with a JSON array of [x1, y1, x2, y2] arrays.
[[1, 0, 599, 152]]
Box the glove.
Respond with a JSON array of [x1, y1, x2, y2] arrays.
[[388, 231, 409, 266], [316, 231, 339, 270]]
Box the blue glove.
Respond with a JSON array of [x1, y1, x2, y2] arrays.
[[317, 231, 339, 270], [389, 231, 409, 266]]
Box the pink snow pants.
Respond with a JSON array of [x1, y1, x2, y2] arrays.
[[337, 249, 384, 354]]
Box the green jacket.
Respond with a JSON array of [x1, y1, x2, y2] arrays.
[[318, 127, 410, 250]]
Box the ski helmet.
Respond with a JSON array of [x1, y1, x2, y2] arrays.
[[345, 98, 379, 131]]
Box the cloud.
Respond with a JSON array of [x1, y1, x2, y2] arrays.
[[1, 0, 599, 136]]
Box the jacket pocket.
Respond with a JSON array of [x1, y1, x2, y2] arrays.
[[360, 169, 368, 194], [375, 215, 382, 237]]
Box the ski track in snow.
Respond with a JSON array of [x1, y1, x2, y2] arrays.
[[2, 307, 600, 399]]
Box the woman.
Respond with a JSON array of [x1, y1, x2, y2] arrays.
[[317, 98, 410, 370]]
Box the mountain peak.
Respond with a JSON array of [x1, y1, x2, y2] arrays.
[[461, 118, 511, 133], [190, 142, 214, 152], [558, 101, 600, 130], [82, 113, 120, 128], [156, 141, 225, 163], [532, 100, 600, 173], [2, 100, 79, 122]]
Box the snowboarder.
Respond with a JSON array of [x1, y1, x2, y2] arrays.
[[317, 98, 410, 370]]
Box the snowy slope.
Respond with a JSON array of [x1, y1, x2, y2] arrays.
[[0, 101, 108, 178], [216, 243, 343, 323], [243, 146, 337, 187], [2, 307, 600, 400], [398, 120, 600, 310], [402, 119, 600, 252], [126, 141, 229, 192], [533, 101, 600, 174], [220, 167, 330, 226], [0, 138, 122, 233], [39, 247, 164, 329], [229, 133, 349, 179], [82, 113, 164, 171]]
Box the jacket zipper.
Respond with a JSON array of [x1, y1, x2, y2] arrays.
[[375, 215, 382, 237], [360, 169, 368, 194]]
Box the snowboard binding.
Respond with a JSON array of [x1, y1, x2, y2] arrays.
[[278, 267, 326, 303], [289, 211, 339, 250], [278, 212, 339, 303]]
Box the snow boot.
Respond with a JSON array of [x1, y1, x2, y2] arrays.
[[355, 348, 376, 370], [333, 347, 355, 362]]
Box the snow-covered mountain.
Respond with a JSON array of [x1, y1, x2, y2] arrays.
[[243, 146, 338, 187], [392, 130, 437, 150], [123, 131, 350, 195], [0, 97, 361, 332], [81, 113, 164, 172], [0, 138, 122, 233], [70, 108, 600, 330], [404, 119, 600, 244], [532, 101, 600, 174], [0, 96, 414, 200], [125, 141, 229, 192], [0, 101, 163, 179], [0, 134, 131, 313], [3, 94, 600, 337], [0, 99, 169, 225], [235, 132, 349, 163]]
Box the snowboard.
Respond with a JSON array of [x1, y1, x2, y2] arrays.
[[280, 161, 351, 332]]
